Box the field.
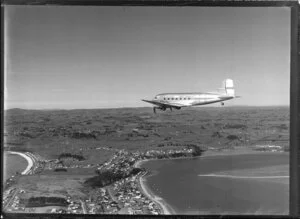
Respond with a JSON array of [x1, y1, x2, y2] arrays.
[[17, 174, 89, 199], [4, 106, 289, 163]]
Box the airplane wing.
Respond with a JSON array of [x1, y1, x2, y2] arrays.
[[219, 94, 242, 98], [142, 99, 189, 108]]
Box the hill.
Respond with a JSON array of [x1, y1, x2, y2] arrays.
[[4, 106, 289, 162]]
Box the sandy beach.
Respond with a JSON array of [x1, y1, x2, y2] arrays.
[[134, 159, 175, 214], [134, 159, 149, 168], [8, 151, 34, 175]]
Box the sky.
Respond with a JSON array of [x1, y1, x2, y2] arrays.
[[5, 6, 291, 109]]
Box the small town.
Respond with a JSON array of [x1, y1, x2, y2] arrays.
[[3, 146, 199, 214], [3, 141, 287, 215]]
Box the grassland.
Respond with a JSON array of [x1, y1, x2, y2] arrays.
[[4, 106, 289, 162], [17, 174, 89, 199]]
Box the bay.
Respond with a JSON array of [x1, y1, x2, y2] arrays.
[[140, 152, 289, 215], [3, 152, 28, 183]]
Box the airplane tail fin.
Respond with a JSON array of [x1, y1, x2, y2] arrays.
[[219, 79, 235, 97]]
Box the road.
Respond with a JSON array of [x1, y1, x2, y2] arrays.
[[4, 188, 19, 211], [80, 200, 87, 214], [107, 186, 119, 203]]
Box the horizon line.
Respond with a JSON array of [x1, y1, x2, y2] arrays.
[[4, 105, 290, 111]]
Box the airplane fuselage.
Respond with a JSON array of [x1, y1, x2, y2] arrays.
[[154, 92, 233, 107]]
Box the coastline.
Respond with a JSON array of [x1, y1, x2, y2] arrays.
[[134, 159, 175, 215], [200, 147, 280, 158], [7, 151, 34, 175], [134, 148, 282, 170], [133, 148, 287, 215]]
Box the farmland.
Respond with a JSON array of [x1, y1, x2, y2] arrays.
[[4, 106, 289, 162]]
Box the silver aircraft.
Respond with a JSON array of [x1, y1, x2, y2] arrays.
[[142, 79, 240, 113]]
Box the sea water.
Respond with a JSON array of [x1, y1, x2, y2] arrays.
[[140, 153, 289, 215], [3, 152, 28, 183]]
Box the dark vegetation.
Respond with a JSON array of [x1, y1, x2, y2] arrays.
[[189, 145, 205, 156], [85, 168, 144, 188], [71, 131, 98, 139], [58, 153, 85, 161], [224, 124, 247, 129], [25, 196, 69, 207], [4, 106, 289, 162], [54, 168, 67, 172], [227, 135, 240, 140]]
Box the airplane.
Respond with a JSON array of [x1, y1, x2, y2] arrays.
[[142, 79, 240, 113]]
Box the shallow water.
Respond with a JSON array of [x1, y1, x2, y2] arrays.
[[141, 152, 289, 215], [3, 152, 27, 183]]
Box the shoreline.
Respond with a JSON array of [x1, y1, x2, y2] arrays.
[[134, 148, 286, 169], [133, 148, 287, 215], [134, 160, 175, 215], [7, 151, 34, 175], [200, 148, 285, 157]]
